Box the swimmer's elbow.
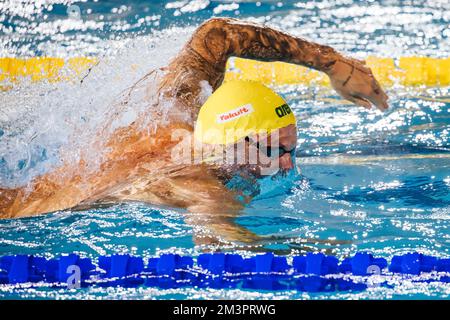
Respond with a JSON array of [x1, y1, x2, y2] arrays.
[[191, 17, 241, 40], [196, 17, 234, 30], [188, 18, 236, 63]]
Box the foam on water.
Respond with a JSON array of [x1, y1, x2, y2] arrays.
[[0, 27, 195, 188]]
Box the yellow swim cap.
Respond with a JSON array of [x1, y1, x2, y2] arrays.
[[194, 80, 296, 145]]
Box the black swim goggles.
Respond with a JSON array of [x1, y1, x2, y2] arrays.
[[244, 136, 296, 159]]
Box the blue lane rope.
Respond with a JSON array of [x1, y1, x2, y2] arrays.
[[0, 252, 449, 292]]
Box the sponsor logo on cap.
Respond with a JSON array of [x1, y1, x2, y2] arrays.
[[217, 104, 254, 123], [275, 103, 291, 118]]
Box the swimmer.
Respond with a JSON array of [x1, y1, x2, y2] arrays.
[[0, 18, 389, 245]]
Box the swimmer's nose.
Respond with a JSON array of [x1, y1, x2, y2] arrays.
[[279, 152, 294, 171]]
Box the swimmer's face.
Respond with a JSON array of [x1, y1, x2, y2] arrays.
[[233, 124, 298, 177], [271, 124, 297, 172]]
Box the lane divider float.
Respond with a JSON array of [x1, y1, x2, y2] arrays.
[[0, 56, 449, 88], [1, 252, 449, 292]]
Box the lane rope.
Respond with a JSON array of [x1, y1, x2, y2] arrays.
[[1, 252, 449, 291], [0, 56, 449, 88]]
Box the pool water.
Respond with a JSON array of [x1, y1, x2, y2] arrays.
[[0, 1, 449, 299]]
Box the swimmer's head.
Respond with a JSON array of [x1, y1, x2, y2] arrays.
[[194, 80, 297, 176]]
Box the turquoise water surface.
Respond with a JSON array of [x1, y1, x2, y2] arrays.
[[0, 0, 449, 299]]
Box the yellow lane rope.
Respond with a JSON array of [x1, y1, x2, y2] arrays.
[[0, 56, 449, 87]]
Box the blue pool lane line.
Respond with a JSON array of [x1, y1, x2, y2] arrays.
[[0, 252, 449, 292]]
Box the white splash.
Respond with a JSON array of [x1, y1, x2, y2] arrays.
[[0, 27, 194, 188]]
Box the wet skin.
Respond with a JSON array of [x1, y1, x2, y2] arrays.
[[0, 18, 388, 247]]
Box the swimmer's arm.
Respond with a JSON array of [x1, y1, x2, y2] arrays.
[[176, 173, 261, 245], [186, 17, 389, 110], [186, 202, 260, 245]]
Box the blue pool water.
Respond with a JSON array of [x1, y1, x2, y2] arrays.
[[0, 1, 449, 299]]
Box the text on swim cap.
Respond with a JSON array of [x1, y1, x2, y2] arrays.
[[217, 104, 254, 123], [275, 104, 291, 118]]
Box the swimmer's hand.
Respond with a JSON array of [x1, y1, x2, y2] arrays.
[[327, 57, 389, 111]]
